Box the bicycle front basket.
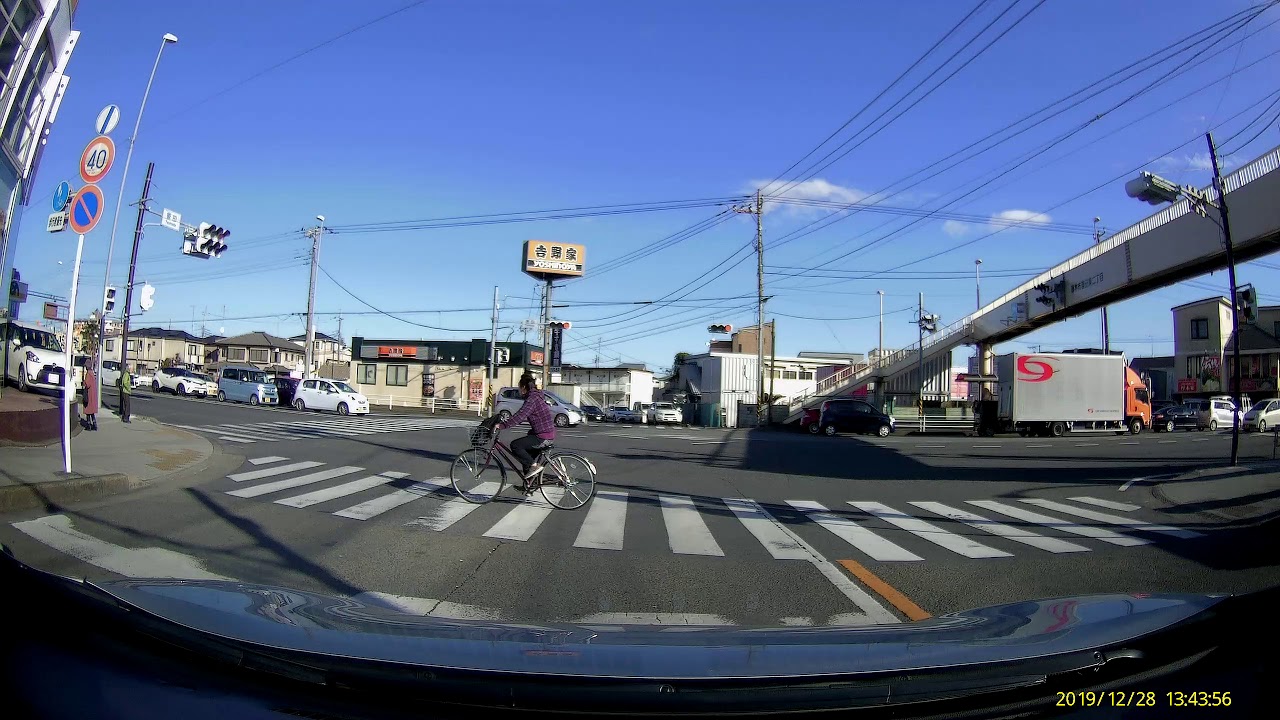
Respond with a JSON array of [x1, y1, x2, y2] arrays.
[[469, 425, 493, 447]]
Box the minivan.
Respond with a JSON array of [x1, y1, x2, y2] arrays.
[[495, 386, 583, 427], [816, 398, 896, 437], [217, 364, 279, 405]]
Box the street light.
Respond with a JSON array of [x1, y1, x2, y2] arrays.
[[97, 33, 178, 390], [1126, 132, 1239, 464], [974, 259, 982, 311]]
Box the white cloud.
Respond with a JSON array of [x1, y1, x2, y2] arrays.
[[990, 209, 1051, 230], [1152, 152, 1240, 173], [749, 178, 869, 214], [942, 219, 970, 237]]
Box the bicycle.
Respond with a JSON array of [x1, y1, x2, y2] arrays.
[[450, 424, 597, 508]]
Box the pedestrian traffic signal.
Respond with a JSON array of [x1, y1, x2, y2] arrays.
[[708, 324, 733, 334], [548, 321, 572, 330], [103, 286, 117, 313], [1237, 285, 1258, 324]]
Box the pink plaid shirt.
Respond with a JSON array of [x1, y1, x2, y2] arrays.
[[499, 389, 556, 439]]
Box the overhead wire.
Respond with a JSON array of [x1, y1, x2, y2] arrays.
[[318, 265, 495, 333]]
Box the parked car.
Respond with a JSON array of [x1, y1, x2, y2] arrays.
[[217, 364, 279, 406], [1243, 398, 1280, 432], [274, 376, 300, 407], [292, 378, 369, 415], [2, 319, 67, 392], [1192, 397, 1240, 431], [648, 402, 681, 425], [494, 387, 583, 427], [633, 402, 653, 424], [800, 407, 820, 433], [153, 367, 217, 397], [815, 398, 895, 437], [609, 405, 639, 423], [131, 371, 154, 389], [580, 404, 611, 422], [1152, 404, 1199, 433], [100, 360, 122, 387], [71, 354, 90, 392], [1151, 399, 1178, 413]]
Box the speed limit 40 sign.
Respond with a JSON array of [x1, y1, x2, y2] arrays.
[[79, 135, 115, 184]]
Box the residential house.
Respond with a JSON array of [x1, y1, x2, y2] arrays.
[[1171, 293, 1280, 400], [290, 331, 347, 375], [100, 327, 206, 374], [557, 364, 654, 408], [208, 331, 306, 376]]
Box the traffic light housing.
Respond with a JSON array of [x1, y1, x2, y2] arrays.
[[548, 321, 571, 330], [918, 313, 939, 334], [708, 324, 733, 334], [1237, 285, 1258, 324], [1034, 280, 1066, 308], [103, 286, 117, 313], [496, 347, 511, 364], [1125, 171, 1183, 205], [182, 223, 230, 258]]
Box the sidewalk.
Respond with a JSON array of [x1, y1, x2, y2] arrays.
[[1150, 460, 1280, 523], [0, 411, 215, 513]]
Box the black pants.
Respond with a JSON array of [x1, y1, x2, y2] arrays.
[[510, 431, 552, 474]]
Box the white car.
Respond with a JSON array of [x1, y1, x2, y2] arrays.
[[494, 386, 583, 427], [2, 320, 68, 392], [131, 371, 154, 389], [1192, 397, 1241, 431], [609, 405, 639, 423], [292, 378, 370, 415], [100, 360, 122, 387], [647, 401, 681, 424], [153, 367, 217, 396], [1243, 398, 1280, 432]]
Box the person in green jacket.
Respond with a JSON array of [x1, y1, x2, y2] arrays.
[[120, 367, 132, 423]]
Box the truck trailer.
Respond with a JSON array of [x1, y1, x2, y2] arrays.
[[991, 352, 1151, 437]]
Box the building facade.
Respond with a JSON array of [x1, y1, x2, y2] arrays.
[[557, 364, 653, 408], [1, 0, 78, 319], [1171, 294, 1280, 399], [95, 326, 206, 374], [290, 331, 346, 374], [208, 331, 305, 376], [350, 336, 544, 408]]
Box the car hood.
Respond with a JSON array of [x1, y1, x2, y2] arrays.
[[85, 577, 1223, 680]]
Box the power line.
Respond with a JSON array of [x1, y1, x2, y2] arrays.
[[317, 264, 495, 333], [772, 306, 916, 322]]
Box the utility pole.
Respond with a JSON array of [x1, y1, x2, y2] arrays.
[[1207, 132, 1241, 466], [974, 258, 982, 311], [735, 190, 765, 426], [118, 161, 155, 423], [485, 285, 499, 414], [1094, 217, 1110, 353], [304, 216, 325, 379], [917, 292, 925, 420], [541, 279, 552, 389]]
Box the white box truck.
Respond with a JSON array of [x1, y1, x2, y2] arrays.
[[994, 352, 1151, 437]]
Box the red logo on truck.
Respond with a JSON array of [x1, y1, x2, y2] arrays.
[[1016, 356, 1056, 383]]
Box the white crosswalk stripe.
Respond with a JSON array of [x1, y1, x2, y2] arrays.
[[183, 416, 475, 443], [849, 501, 1012, 558], [220, 456, 1206, 562]]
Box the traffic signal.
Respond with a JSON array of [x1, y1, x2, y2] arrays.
[[496, 347, 511, 364], [103, 286, 117, 313], [918, 313, 939, 334], [548, 321, 572, 330], [708, 324, 733, 334], [1237, 285, 1258, 324], [1034, 280, 1066, 308], [1125, 171, 1182, 206], [197, 223, 230, 257]]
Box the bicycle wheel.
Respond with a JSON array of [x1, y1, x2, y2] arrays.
[[450, 448, 506, 504], [539, 452, 596, 509]]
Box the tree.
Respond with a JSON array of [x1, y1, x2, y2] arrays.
[[76, 313, 101, 357], [673, 351, 691, 369]]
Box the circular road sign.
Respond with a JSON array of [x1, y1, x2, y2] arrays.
[[68, 183, 105, 234], [95, 104, 121, 136], [79, 135, 115, 184], [52, 181, 71, 212]]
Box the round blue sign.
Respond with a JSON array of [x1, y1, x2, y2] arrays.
[[52, 181, 70, 212]]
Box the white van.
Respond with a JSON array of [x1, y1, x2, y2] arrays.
[[2, 320, 68, 392], [495, 386, 584, 427]]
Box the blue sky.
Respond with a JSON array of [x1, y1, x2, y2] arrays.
[[12, 0, 1280, 371]]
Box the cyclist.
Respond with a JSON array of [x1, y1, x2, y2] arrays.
[[493, 373, 555, 490]]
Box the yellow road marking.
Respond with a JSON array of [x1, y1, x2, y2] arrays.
[[837, 559, 930, 621]]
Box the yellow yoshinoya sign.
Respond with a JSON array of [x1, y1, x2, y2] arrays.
[[522, 240, 585, 278]]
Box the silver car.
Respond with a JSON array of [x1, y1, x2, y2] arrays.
[[1193, 398, 1240, 431]]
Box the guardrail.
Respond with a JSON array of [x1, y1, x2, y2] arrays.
[[360, 394, 488, 415]]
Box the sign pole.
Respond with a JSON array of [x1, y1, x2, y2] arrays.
[[62, 232, 85, 474], [541, 278, 552, 390]]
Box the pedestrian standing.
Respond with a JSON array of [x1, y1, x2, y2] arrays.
[[83, 363, 100, 430], [120, 366, 132, 423]]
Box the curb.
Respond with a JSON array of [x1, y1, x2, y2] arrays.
[[0, 419, 219, 513], [1148, 460, 1280, 523]]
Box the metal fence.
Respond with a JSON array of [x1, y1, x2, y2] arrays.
[[359, 394, 488, 415]]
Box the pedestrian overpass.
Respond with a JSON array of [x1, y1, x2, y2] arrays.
[[786, 143, 1280, 422]]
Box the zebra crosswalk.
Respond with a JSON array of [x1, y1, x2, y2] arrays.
[[173, 416, 476, 444], [217, 455, 1204, 565]]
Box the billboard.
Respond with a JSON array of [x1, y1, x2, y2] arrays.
[[522, 240, 585, 279], [378, 345, 417, 358]]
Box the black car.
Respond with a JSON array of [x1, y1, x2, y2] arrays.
[[580, 404, 609, 422], [816, 398, 895, 437], [273, 376, 300, 407], [1152, 404, 1198, 432]]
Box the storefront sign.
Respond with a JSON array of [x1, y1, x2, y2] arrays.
[[422, 371, 435, 398], [1177, 378, 1198, 393], [379, 346, 417, 358], [522, 240, 586, 279], [530, 350, 545, 366], [469, 378, 483, 403]]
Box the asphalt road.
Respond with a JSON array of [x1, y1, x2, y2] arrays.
[[2, 390, 1276, 627]]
